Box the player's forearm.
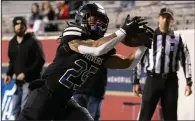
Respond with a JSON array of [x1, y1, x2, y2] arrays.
[[128, 46, 147, 70], [95, 28, 127, 46], [78, 29, 126, 56], [95, 33, 117, 46], [104, 46, 147, 69]]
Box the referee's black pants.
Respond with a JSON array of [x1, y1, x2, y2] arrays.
[[139, 72, 178, 121]]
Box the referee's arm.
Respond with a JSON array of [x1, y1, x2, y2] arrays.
[[133, 49, 149, 85], [179, 35, 193, 86]]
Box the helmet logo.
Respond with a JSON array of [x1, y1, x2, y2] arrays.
[[16, 20, 22, 24]]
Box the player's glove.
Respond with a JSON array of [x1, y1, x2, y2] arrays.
[[121, 15, 148, 36]]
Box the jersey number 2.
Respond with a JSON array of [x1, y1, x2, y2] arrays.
[[59, 59, 98, 90]]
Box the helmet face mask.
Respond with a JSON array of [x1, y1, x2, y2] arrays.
[[86, 12, 108, 34], [75, 3, 109, 40]]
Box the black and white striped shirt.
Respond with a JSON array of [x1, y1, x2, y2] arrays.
[[134, 27, 192, 83]]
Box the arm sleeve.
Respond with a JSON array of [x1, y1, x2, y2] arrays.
[[24, 39, 45, 79], [179, 35, 192, 85], [128, 46, 147, 70], [6, 42, 14, 77], [78, 28, 126, 56], [61, 25, 125, 57]]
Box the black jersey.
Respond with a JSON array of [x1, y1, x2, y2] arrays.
[[42, 23, 115, 97]]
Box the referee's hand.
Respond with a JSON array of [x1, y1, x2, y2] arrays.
[[185, 85, 192, 96], [133, 84, 142, 97]]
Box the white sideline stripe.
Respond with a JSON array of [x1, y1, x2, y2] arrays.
[[63, 31, 81, 37], [64, 27, 82, 32]]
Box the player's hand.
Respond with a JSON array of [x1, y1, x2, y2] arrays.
[[121, 15, 148, 35], [185, 85, 192, 96], [133, 84, 142, 97], [4, 75, 12, 85], [17, 73, 25, 81]]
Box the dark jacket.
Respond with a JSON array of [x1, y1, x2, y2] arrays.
[[75, 67, 108, 99], [6, 32, 45, 83]]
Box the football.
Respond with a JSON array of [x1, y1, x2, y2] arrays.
[[123, 32, 152, 48]]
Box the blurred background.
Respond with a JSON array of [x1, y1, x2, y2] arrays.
[[2, 1, 195, 36], [1, 1, 195, 120]]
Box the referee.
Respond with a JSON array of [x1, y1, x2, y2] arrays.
[[133, 7, 193, 121]]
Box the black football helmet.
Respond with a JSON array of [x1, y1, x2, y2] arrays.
[[75, 3, 109, 40]]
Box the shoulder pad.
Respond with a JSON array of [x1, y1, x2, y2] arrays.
[[59, 23, 90, 43]]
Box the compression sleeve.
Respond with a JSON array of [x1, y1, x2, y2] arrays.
[[128, 46, 147, 70], [77, 28, 126, 56]]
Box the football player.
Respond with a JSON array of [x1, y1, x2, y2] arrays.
[[17, 3, 154, 120]]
